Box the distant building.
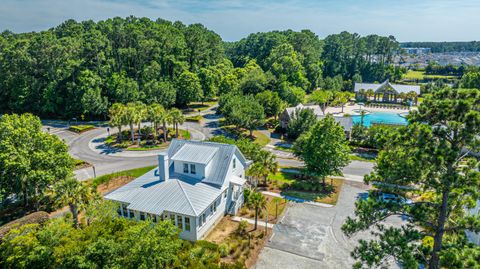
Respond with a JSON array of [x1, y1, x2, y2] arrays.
[[279, 104, 353, 138], [354, 80, 420, 105], [403, 47, 431, 54], [105, 139, 251, 241]]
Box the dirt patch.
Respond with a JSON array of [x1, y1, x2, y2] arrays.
[[238, 195, 287, 224]]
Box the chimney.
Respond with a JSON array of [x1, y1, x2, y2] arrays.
[[158, 152, 169, 181]]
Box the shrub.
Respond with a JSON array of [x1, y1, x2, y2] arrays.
[[117, 142, 130, 148], [0, 211, 49, 240], [219, 243, 230, 258], [68, 125, 95, 133], [236, 220, 248, 237]]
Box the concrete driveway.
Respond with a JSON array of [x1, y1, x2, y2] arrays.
[[254, 180, 401, 269]]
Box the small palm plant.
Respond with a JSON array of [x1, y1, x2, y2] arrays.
[[169, 108, 185, 138], [50, 177, 94, 228], [247, 191, 266, 230]]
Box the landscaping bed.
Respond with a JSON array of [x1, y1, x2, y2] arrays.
[[183, 101, 217, 113], [104, 127, 190, 151], [238, 194, 287, 224], [205, 216, 272, 268], [68, 124, 95, 133], [221, 125, 271, 147], [185, 115, 203, 122]]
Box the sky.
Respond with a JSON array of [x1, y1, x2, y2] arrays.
[[1, 0, 479, 42]]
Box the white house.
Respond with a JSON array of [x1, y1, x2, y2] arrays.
[[105, 139, 251, 241]]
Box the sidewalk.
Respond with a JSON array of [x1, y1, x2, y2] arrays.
[[231, 216, 274, 228], [261, 191, 334, 208]]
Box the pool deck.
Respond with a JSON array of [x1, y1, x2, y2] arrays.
[[325, 104, 415, 117]]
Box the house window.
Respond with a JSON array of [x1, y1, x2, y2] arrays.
[[185, 217, 190, 231], [190, 164, 196, 174], [140, 212, 145, 221], [129, 210, 134, 219], [170, 214, 176, 226], [224, 190, 227, 198], [122, 204, 128, 217], [201, 213, 206, 226], [177, 215, 183, 230], [233, 158, 236, 169], [183, 163, 189, 173]]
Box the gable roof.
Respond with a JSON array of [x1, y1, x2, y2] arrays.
[[354, 80, 420, 95], [317, 115, 353, 132], [171, 144, 219, 165]]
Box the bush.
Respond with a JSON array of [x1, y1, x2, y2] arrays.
[[219, 243, 230, 258], [236, 220, 248, 236], [0, 211, 49, 240], [68, 125, 95, 133]]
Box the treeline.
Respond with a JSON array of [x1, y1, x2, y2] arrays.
[[0, 17, 225, 119], [401, 41, 480, 53], [0, 17, 403, 119]]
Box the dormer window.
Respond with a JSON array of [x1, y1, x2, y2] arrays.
[[183, 163, 189, 173], [190, 164, 196, 175]]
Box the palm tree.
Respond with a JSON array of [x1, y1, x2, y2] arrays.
[[162, 109, 172, 142], [247, 191, 266, 230], [257, 151, 278, 186], [246, 163, 263, 187], [147, 103, 166, 140], [134, 102, 147, 141], [124, 103, 138, 143], [108, 103, 126, 142], [50, 177, 94, 228], [169, 108, 185, 138]]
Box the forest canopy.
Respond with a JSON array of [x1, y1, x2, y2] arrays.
[[0, 17, 402, 119]]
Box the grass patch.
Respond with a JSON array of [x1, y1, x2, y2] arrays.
[[88, 166, 156, 190], [68, 125, 95, 133], [73, 158, 91, 170], [252, 131, 270, 147], [349, 154, 376, 163], [274, 144, 294, 152], [267, 170, 297, 186], [185, 115, 203, 122], [403, 70, 457, 80], [221, 126, 270, 146], [282, 178, 344, 205], [185, 101, 218, 113]]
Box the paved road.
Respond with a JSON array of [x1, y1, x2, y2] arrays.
[[254, 181, 401, 269]]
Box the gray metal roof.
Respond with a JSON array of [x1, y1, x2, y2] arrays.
[[171, 144, 219, 165], [105, 167, 224, 217], [105, 140, 250, 217], [354, 80, 420, 95]]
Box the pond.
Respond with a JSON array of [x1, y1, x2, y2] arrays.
[[352, 111, 408, 127]]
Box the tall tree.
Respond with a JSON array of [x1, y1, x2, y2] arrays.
[[293, 115, 351, 185], [342, 88, 480, 269], [147, 103, 167, 139], [308, 89, 334, 114], [175, 71, 202, 107], [286, 108, 318, 139], [108, 103, 127, 142], [0, 114, 73, 208], [168, 108, 185, 138]]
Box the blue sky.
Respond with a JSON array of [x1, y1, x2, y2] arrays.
[[1, 0, 479, 41]]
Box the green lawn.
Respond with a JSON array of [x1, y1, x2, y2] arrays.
[[68, 125, 95, 133], [281, 178, 344, 205], [185, 101, 218, 113], [89, 166, 156, 188], [403, 70, 457, 80], [252, 130, 270, 146], [349, 154, 376, 163]]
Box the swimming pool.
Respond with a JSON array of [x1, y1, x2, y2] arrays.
[[352, 111, 408, 127]]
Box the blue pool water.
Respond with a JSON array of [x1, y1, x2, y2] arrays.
[[352, 111, 408, 127]]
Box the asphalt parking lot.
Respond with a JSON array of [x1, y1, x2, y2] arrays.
[[254, 180, 400, 269]]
